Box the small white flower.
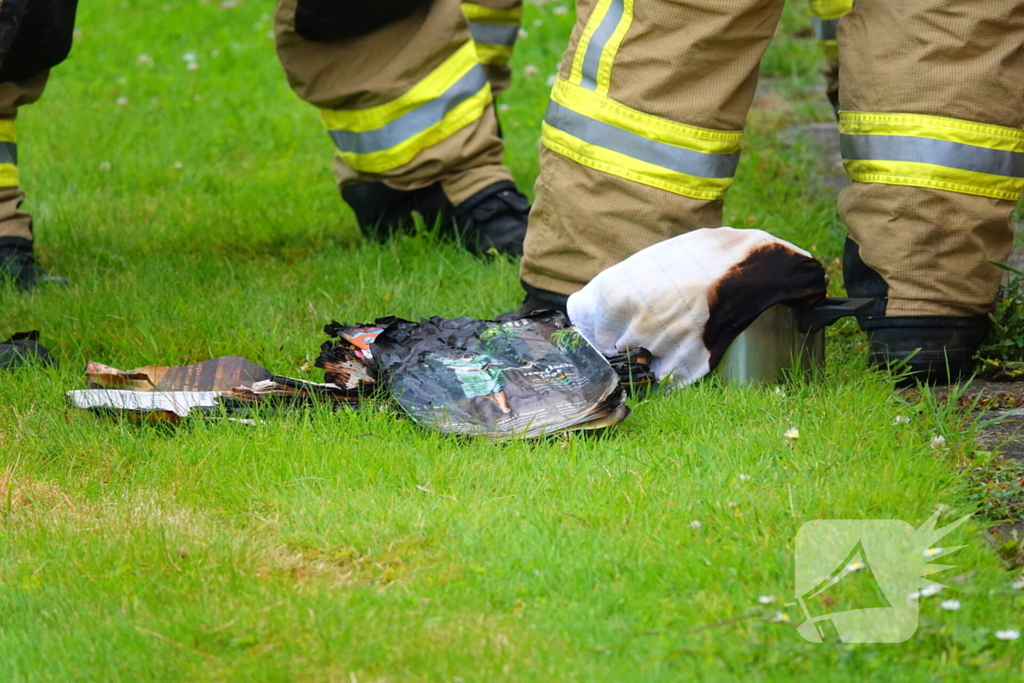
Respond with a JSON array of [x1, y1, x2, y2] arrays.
[[773, 386, 787, 397], [739, 474, 752, 482], [784, 427, 800, 440], [922, 547, 943, 558], [266, 29, 275, 39], [116, 96, 129, 106], [846, 561, 865, 572], [940, 599, 961, 611], [931, 435, 947, 450], [498, 103, 510, 113], [172, 161, 183, 169], [920, 584, 942, 598], [553, 5, 569, 15], [996, 630, 1020, 641], [770, 611, 790, 623], [893, 415, 910, 425], [546, 74, 557, 87], [210, 48, 220, 57], [517, 28, 529, 40], [689, 520, 703, 529], [98, 161, 112, 171], [726, 501, 738, 508], [532, 18, 543, 27], [220, 0, 237, 7], [135, 53, 154, 66], [523, 64, 539, 78], [182, 52, 197, 63], [1012, 577, 1024, 590], [186, 62, 199, 71], [758, 595, 775, 605], [907, 590, 921, 600]]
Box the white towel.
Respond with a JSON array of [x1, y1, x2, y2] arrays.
[[567, 227, 827, 387]]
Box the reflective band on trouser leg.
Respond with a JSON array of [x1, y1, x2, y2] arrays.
[[569, 0, 633, 94], [809, 0, 849, 61], [812, 17, 839, 61], [808, 0, 852, 20], [541, 78, 742, 200], [320, 42, 492, 174], [0, 120, 17, 187], [461, 2, 521, 68], [840, 112, 1024, 202]]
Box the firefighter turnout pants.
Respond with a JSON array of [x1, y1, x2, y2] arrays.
[[521, 0, 1024, 320], [809, 0, 851, 109], [274, 0, 513, 207], [0, 0, 77, 250], [463, 0, 522, 97], [0, 71, 46, 249]]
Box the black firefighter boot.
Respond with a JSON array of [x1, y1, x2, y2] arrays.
[[342, 179, 529, 257], [0, 240, 67, 291], [844, 237, 988, 386], [341, 181, 420, 242], [453, 180, 529, 257], [342, 180, 470, 243]]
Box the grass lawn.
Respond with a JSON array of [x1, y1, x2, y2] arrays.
[[2, 1, 1023, 680]]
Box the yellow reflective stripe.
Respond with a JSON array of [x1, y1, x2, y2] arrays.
[[818, 40, 839, 61], [569, 0, 613, 86], [840, 111, 1024, 153], [474, 43, 514, 67], [320, 42, 478, 133], [336, 85, 491, 174], [0, 164, 18, 187], [594, 0, 632, 95], [0, 120, 15, 144], [842, 159, 1024, 201], [840, 112, 1024, 201], [542, 122, 733, 200], [808, 0, 852, 20], [461, 2, 521, 24], [552, 78, 743, 155]]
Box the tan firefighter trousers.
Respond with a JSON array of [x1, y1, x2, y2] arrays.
[[463, 0, 523, 97], [274, 0, 512, 206], [521, 0, 1024, 319], [0, 70, 48, 247], [809, 0, 851, 106]]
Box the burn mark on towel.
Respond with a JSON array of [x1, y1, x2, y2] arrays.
[[704, 242, 827, 371]]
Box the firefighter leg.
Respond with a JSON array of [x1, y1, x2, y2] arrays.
[[520, 0, 787, 307], [0, 0, 77, 289], [462, 0, 522, 97], [0, 72, 45, 252], [838, 0, 1024, 383], [275, 0, 528, 255], [808, 0, 851, 117]]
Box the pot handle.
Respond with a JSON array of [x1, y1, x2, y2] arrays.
[[798, 297, 874, 333]]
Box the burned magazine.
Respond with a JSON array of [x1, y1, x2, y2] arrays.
[[316, 320, 390, 391], [68, 356, 356, 421], [370, 311, 629, 439]]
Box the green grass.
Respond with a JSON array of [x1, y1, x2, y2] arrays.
[[2, 1, 1023, 680]]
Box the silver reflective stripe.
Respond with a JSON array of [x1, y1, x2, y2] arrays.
[[328, 66, 488, 155], [580, 0, 623, 90], [545, 101, 740, 178], [0, 142, 15, 165], [468, 22, 518, 46], [812, 17, 839, 41], [841, 134, 1024, 178]]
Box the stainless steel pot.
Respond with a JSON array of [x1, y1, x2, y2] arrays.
[[713, 297, 872, 386]]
